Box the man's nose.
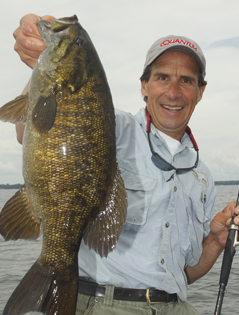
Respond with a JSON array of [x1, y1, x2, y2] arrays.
[[165, 81, 182, 100]]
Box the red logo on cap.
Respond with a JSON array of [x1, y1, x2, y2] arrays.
[[160, 39, 197, 52]]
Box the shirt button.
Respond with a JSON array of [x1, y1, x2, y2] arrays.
[[174, 186, 177, 192], [161, 259, 165, 265], [165, 222, 170, 228]]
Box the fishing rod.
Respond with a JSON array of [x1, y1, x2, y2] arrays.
[[214, 190, 239, 315]]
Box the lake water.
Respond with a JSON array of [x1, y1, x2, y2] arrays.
[[0, 185, 239, 315]]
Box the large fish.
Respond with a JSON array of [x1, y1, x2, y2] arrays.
[[0, 15, 127, 315]]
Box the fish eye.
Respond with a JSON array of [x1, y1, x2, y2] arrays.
[[75, 37, 84, 46]]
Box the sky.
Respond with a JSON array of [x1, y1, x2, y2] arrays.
[[0, 0, 239, 184]]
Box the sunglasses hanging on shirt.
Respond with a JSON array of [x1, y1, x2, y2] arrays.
[[145, 108, 199, 174]]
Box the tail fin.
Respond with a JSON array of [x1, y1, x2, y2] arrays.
[[3, 260, 79, 315]]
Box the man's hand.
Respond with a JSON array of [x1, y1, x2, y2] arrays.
[[210, 201, 239, 248], [185, 201, 239, 284], [13, 14, 55, 69]]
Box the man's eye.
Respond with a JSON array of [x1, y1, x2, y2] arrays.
[[159, 75, 167, 80], [181, 78, 191, 84]]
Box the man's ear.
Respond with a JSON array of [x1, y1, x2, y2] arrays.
[[196, 83, 207, 104], [141, 80, 148, 97]]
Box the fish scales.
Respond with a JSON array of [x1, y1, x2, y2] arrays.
[[0, 15, 127, 315]]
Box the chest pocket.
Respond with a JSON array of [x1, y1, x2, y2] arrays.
[[120, 167, 157, 227]]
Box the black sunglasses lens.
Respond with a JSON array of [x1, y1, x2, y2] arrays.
[[151, 154, 173, 171], [146, 115, 199, 174], [175, 168, 189, 175]]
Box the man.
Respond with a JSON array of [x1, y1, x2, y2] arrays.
[[13, 14, 239, 315]]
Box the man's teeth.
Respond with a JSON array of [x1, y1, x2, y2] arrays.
[[162, 105, 183, 111]]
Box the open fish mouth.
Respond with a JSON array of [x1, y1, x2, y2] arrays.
[[51, 15, 79, 32], [38, 15, 79, 45]]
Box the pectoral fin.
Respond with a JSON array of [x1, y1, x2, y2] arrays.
[[0, 185, 42, 240], [0, 94, 29, 124], [83, 165, 127, 257], [32, 94, 57, 133]]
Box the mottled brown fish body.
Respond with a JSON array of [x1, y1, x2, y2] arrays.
[[0, 15, 127, 315]]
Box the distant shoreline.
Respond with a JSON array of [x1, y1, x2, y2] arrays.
[[0, 184, 22, 189], [0, 181, 239, 189], [214, 181, 239, 186]]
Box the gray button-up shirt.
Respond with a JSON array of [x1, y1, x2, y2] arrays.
[[78, 108, 216, 301]]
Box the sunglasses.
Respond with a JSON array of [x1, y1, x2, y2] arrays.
[[145, 108, 199, 174]]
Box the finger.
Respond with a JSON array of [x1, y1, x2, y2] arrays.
[[18, 14, 43, 38], [14, 48, 39, 69], [14, 30, 46, 54], [13, 15, 56, 54], [41, 15, 56, 23], [222, 200, 237, 216], [12, 14, 55, 69], [233, 206, 239, 225], [13, 26, 45, 69], [14, 39, 42, 68], [235, 205, 239, 215], [226, 217, 233, 227], [223, 206, 239, 227], [18, 14, 55, 38], [13, 14, 46, 55]]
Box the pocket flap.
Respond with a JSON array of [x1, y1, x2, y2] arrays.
[[120, 167, 157, 226]]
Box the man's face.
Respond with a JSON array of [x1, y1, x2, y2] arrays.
[[141, 51, 206, 141]]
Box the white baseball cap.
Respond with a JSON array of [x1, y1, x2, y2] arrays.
[[143, 35, 206, 78]]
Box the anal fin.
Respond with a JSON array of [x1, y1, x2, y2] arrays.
[[83, 164, 127, 257], [0, 184, 42, 240]]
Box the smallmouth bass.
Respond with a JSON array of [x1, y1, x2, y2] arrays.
[[0, 15, 127, 315]]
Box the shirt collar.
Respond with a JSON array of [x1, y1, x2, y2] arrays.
[[135, 107, 194, 152]]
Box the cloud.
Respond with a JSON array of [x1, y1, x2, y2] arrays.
[[210, 37, 239, 49]]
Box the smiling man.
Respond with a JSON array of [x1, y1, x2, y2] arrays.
[[12, 16, 239, 315], [140, 36, 206, 141]]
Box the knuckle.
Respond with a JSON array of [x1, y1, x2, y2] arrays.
[[24, 24, 34, 36], [13, 43, 18, 52], [13, 28, 19, 40], [24, 38, 34, 50]]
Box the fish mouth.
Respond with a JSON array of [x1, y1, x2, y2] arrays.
[[50, 15, 79, 32], [38, 15, 79, 44], [161, 104, 183, 112]]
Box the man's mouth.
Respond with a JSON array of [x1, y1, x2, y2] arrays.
[[161, 104, 183, 112]]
